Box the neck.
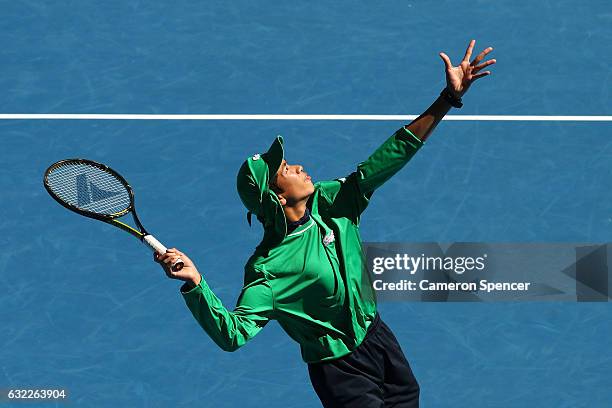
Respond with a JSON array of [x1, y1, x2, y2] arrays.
[[283, 200, 309, 223]]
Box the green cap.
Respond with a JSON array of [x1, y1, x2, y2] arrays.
[[236, 136, 287, 238]]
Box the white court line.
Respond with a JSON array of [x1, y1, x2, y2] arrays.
[[0, 114, 611, 121]]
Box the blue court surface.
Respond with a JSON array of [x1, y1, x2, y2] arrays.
[[1, 1, 611, 407]]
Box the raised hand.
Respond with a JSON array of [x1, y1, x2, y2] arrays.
[[439, 40, 496, 98]]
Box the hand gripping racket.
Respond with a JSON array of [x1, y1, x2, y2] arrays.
[[43, 158, 184, 271]]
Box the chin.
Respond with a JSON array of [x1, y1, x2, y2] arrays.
[[300, 187, 315, 201]]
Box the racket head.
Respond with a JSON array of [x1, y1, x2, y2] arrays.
[[43, 158, 135, 221]]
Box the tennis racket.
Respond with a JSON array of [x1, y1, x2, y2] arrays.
[[43, 158, 183, 271]]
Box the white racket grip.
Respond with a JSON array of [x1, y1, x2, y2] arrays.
[[144, 234, 167, 254], [144, 235, 184, 271]]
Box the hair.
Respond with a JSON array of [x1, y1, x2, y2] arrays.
[[268, 174, 282, 194]]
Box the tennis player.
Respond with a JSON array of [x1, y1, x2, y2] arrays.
[[156, 40, 495, 407]]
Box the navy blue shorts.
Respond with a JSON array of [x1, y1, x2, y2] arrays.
[[307, 314, 420, 407]]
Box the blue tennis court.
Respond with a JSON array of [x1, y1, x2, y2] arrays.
[[1, 1, 611, 407]]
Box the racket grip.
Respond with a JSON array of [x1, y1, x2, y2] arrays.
[[144, 235, 184, 272]]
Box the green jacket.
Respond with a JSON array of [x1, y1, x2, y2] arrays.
[[181, 127, 423, 363]]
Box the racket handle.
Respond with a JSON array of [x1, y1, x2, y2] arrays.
[[144, 234, 184, 272]]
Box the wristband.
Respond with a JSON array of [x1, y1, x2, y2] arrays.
[[440, 88, 463, 108]]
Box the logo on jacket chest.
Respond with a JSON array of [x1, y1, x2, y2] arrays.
[[323, 230, 335, 247]]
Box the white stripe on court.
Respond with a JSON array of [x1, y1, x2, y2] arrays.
[[0, 114, 611, 121]]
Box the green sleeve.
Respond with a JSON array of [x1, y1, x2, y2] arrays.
[[180, 268, 273, 352], [317, 127, 423, 222], [356, 127, 423, 194]]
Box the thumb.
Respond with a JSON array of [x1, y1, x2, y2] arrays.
[[170, 249, 193, 267], [439, 52, 452, 70]]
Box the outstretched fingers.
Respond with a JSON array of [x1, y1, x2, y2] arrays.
[[439, 52, 453, 70], [462, 40, 476, 62], [472, 58, 496, 74], [471, 47, 494, 66], [471, 71, 492, 81]]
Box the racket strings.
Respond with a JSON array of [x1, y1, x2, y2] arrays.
[[46, 162, 131, 215]]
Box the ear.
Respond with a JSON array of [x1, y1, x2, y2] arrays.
[[273, 191, 287, 206], [272, 191, 287, 207]]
